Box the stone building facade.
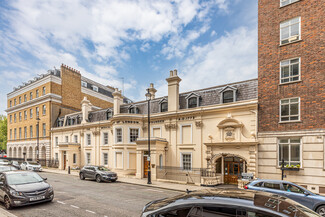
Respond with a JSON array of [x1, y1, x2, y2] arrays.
[[6, 64, 118, 162], [51, 70, 258, 185], [258, 0, 325, 193]]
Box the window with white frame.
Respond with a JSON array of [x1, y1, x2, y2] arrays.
[[74, 135, 78, 143], [42, 123, 46, 137], [30, 92, 33, 100], [19, 112, 22, 121], [92, 85, 98, 92], [24, 111, 27, 120], [73, 154, 77, 164], [280, 0, 299, 7], [278, 138, 301, 166], [55, 137, 58, 146], [280, 17, 300, 45], [86, 153, 91, 165], [160, 101, 168, 112], [188, 97, 198, 108], [36, 107, 39, 117], [280, 98, 300, 122], [30, 109, 33, 119], [14, 114, 16, 123], [42, 105, 46, 115], [65, 136, 69, 143], [24, 94, 27, 102], [223, 90, 235, 103], [129, 128, 139, 143], [24, 127, 27, 138], [280, 58, 300, 83], [103, 132, 108, 145], [30, 126, 33, 138], [87, 134, 91, 146], [181, 153, 192, 170], [36, 89, 39, 98], [115, 128, 122, 143], [103, 153, 108, 165], [81, 81, 87, 87]]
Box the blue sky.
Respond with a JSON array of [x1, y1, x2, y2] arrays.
[[0, 0, 257, 115]]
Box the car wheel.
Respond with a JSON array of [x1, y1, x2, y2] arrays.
[[79, 173, 85, 180], [4, 196, 12, 210], [316, 205, 325, 216], [96, 175, 101, 183]]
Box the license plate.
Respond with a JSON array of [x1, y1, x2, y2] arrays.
[[30, 196, 45, 201]]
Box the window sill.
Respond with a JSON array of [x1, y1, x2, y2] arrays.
[[280, 39, 302, 47], [279, 120, 301, 124], [279, 80, 301, 85], [279, 0, 300, 8]]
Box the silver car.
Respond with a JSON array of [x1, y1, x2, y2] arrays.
[[20, 162, 42, 172], [245, 179, 325, 216]]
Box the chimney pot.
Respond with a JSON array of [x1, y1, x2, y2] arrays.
[[174, 69, 177, 76], [150, 83, 154, 88], [170, 70, 173, 77]]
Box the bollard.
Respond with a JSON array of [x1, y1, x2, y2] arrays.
[[68, 166, 70, 174]]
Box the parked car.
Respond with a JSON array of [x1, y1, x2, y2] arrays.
[[11, 161, 20, 170], [0, 171, 53, 209], [141, 188, 320, 217], [20, 161, 42, 172], [0, 159, 10, 165], [79, 166, 117, 183], [0, 166, 17, 172], [245, 179, 325, 216]]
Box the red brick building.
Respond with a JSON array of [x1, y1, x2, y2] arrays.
[[258, 0, 325, 193]]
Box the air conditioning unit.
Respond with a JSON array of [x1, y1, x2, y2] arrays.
[[289, 35, 299, 42]]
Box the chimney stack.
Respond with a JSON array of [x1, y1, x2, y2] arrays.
[[112, 88, 123, 115], [81, 97, 92, 123], [147, 83, 157, 100], [166, 69, 181, 111]]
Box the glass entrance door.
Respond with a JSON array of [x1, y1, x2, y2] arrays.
[[224, 157, 246, 184]]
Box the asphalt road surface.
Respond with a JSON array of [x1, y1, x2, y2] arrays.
[[2, 172, 181, 217]]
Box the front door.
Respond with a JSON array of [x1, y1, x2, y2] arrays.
[[143, 156, 149, 178], [63, 152, 66, 170], [224, 157, 245, 184]]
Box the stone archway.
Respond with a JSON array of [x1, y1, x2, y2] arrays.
[[18, 147, 22, 158], [41, 146, 46, 160], [13, 147, 17, 158], [8, 147, 12, 157]]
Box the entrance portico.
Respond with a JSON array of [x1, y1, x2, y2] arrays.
[[58, 143, 81, 170], [135, 138, 167, 180]]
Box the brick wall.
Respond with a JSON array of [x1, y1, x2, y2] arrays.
[[61, 65, 82, 110], [258, 0, 325, 132]]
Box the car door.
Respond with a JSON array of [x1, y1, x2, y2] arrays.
[[83, 167, 90, 178], [282, 183, 314, 209], [89, 167, 96, 179], [0, 174, 6, 201]]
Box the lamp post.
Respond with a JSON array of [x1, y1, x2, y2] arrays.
[[146, 89, 152, 184], [36, 116, 40, 164]]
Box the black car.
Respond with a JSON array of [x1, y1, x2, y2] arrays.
[[141, 188, 320, 217], [0, 171, 54, 209], [79, 166, 118, 183]]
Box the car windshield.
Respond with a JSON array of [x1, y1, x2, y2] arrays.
[[7, 173, 44, 185], [29, 162, 39, 166], [0, 166, 17, 172], [97, 166, 110, 171]]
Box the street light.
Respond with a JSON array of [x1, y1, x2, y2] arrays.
[[36, 116, 40, 163], [146, 88, 152, 184]]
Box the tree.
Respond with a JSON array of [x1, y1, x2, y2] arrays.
[[0, 115, 7, 151]]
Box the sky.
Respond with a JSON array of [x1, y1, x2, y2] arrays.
[[0, 0, 257, 115]]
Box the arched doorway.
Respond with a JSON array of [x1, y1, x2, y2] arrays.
[[28, 147, 33, 160], [212, 154, 247, 185], [18, 147, 22, 158], [13, 147, 17, 158], [23, 147, 27, 160], [8, 147, 12, 157], [41, 146, 46, 160]]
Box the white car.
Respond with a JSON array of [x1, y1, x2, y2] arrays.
[[20, 161, 42, 172]]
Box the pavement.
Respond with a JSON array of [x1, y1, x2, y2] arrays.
[[41, 167, 215, 192]]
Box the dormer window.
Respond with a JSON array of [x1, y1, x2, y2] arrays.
[[128, 106, 139, 114], [186, 93, 200, 109], [92, 85, 98, 92], [159, 98, 168, 112], [220, 86, 237, 104], [81, 81, 87, 87], [106, 109, 113, 119]]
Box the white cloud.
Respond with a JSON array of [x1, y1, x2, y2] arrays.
[[155, 26, 257, 97]]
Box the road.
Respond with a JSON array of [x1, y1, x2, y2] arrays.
[[2, 172, 181, 217]]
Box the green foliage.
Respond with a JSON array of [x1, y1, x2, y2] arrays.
[[0, 115, 7, 151]]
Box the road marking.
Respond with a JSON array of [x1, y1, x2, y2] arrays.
[[70, 205, 79, 209], [57, 201, 66, 205], [146, 189, 164, 193], [86, 210, 96, 214]]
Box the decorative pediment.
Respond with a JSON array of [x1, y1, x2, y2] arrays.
[[217, 118, 243, 129], [185, 92, 200, 99], [158, 97, 168, 104], [219, 85, 237, 93]]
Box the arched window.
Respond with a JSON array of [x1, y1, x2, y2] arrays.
[[188, 97, 198, 108], [223, 90, 234, 103]]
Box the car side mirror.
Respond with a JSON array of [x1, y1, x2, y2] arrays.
[[43, 178, 47, 181], [304, 191, 310, 196]]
